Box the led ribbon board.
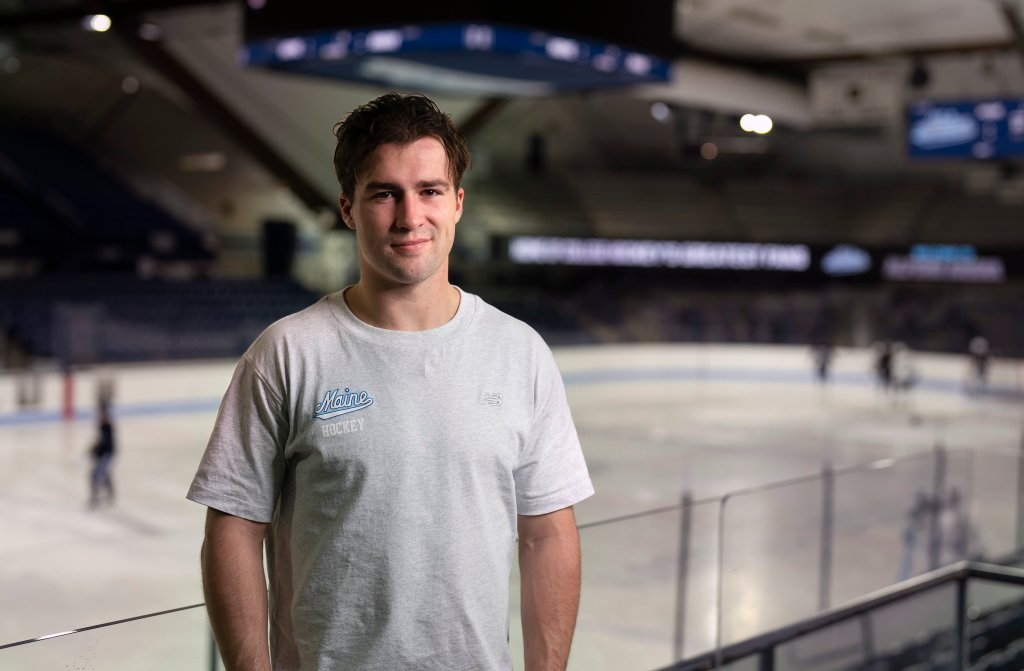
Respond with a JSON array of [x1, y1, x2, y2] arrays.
[[508, 237, 811, 272], [882, 244, 1006, 283]]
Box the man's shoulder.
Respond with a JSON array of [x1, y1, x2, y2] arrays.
[[469, 293, 545, 345], [247, 294, 335, 355]]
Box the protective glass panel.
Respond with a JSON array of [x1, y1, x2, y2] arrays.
[[527, 506, 686, 671], [678, 498, 724, 660], [970, 449, 1023, 563], [830, 452, 941, 605], [719, 477, 823, 646]]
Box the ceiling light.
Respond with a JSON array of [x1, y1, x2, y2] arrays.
[[83, 14, 112, 32], [700, 142, 718, 160], [650, 101, 671, 123], [740, 114, 773, 134]]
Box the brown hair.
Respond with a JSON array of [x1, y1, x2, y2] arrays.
[[332, 92, 471, 197]]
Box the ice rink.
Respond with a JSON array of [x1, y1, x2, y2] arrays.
[[1, 344, 1022, 670]]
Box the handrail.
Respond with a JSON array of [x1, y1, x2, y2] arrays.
[[658, 561, 1024, 671], [583, 444, 983, 531], [717, 450, 934, 501], [0, 603, 206, 651]]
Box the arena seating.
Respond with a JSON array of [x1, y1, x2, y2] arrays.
[[473, 169, 1024, 247], [0, 274, 318, 363], [0, 127, 210, 265], [842, 596, 1024, 671]]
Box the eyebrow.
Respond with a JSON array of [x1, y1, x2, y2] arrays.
[[362, 179, 451, 192]]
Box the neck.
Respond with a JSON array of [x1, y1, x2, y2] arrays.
[[344, 279, 460, 331]]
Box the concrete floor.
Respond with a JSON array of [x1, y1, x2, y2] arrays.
[[1, 344, 1021, 670]]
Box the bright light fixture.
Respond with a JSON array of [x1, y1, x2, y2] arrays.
[[84, 14, 112, 32], [740, 113, 773, 135]]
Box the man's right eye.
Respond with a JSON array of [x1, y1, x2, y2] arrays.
[[371, 191, 394, 200]]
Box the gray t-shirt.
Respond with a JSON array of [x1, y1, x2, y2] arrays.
[[187, 289, 594, 670]]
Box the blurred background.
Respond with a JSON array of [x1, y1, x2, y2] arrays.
[[1, 0, 1024, 669]]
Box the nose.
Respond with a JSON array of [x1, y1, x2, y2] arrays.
[[395, 194, 424, 230]]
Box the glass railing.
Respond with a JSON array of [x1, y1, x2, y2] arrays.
[[570, 503, 693, 670], [3, 446, 1022, 671]]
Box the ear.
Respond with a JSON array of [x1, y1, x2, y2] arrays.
[[339, 193, 355, 230], [453, 187, 464, 225]]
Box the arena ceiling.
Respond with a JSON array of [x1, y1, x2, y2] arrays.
[[0, 0, 1021, 237]]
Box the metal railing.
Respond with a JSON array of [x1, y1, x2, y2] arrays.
[[660, 561, 1024, 671]]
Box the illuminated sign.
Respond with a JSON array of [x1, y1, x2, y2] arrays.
[[908, 98, 1024, 159], [821, 245, 871, 276], [508, 237, 811, 272], [883, 244, 1005, 283], [909, 244, 976, 262]]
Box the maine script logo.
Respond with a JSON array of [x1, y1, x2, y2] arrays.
[[314, 387, 374, 420]]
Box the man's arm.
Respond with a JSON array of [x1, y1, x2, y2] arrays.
[[518, 506, 582, 671], [201, 508, 272, 671]]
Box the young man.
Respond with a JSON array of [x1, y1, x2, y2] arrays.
[[187, 93, 594, 671]]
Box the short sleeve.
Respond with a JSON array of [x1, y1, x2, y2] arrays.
[[514, 346, 594, 516], [186, 356, 288, 523]]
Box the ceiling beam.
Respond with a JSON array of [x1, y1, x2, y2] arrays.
[[111, 15, 334, 213], [0, 0, 230, 29], [457, 98, 510, 141], [995, 0, 1024, 70], [758, 39, 1019, 67]]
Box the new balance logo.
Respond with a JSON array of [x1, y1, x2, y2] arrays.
[[480, 392, 503, 406]]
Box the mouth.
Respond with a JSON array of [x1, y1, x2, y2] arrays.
[[391, 239, 430, 253]]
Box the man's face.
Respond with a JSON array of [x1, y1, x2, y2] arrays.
[[340, 137, 464, 290]]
